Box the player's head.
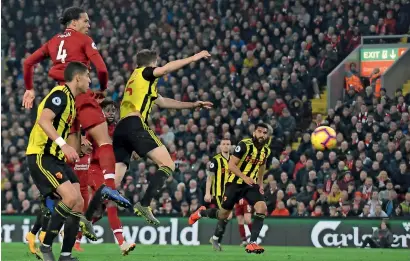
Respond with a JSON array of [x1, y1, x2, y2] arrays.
[[220, 138, 231, 154], [253, 122, 269, 148], [136, 49, 158, 67], [60, 7, 90, 34], [100, 100, 116, 124], [64, 62, 90, 94]]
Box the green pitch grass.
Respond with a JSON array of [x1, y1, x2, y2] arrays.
[[2, 243, 409, 261]]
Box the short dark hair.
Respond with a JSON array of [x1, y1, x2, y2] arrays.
[[256, 122, 269, 130], [136, 49, 157, 67], [220, 138, 231, 143], [100, 100, 116, 109], [60, 7, 86, 26], [64, 62, 88, 82]]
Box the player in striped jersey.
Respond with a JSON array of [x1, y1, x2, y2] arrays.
[[204, 138, 231, 251], [190, 123, 271, 254]]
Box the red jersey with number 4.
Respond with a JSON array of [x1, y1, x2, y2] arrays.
[[87, 123, 116, 163], [23, 28, 108, 90]]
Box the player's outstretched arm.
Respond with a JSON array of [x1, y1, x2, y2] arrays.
[[155, 95, 213, 110], [22, 44, 49, 108], [153, 50, 211, 77]]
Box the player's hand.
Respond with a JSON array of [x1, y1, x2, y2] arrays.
[[194, 101, 213, 109], [243, 176, 255, 186], [204, 193, 212, 203], [81, 136, 93, 155], [23, 89, 35, 109], [62, 144, 80, 163], [93, 90, 106, 103], [259, 185, 264, 195], [192, 50, 211, 62]]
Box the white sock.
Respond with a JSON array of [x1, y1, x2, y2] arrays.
[[42, 244, 50, 247], [60, 252, 71, 256], [212, 235, 219, 240]]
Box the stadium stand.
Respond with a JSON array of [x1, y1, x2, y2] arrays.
[[1, 0, 410, 218]]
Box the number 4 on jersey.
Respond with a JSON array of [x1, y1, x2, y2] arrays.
[[57, 40, 67, 63]]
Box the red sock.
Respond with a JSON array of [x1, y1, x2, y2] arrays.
[[107, 206, 124, 245], [80, 184, 89, 213], [238, 224, 246, 241], [96, 144, 116, 189], [76, 231, 82, 242]]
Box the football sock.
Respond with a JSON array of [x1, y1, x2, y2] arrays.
[[140, 166, 172, 207], [107, 206, 124, 245], [250, 213, 266, 242], [214, 219, 229, 243], [76, 231, 83, 242], [80, 183, 89, 213], [85, 185, 105, 221], [41, 213, 51, 233], [30, 211, 43, 235], [238, 224, 246, 241], [96, 144, 116, 189], [61, 215, 80, 253], [43, 202, 79, 246], [199, 208, 219, 219]]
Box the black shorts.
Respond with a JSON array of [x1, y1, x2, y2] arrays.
[[221, 183, 265, 211], [113, 116, 163, 165], [211, 195, 224, 209], [27, 154, 78, 197]]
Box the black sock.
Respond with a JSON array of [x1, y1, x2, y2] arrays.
[[30, 211, 43, 235], [214, 219, 229, 243], [141, 166, 172, 207], [43, 202, 72, 246], [85, 185, 106, 220], [61, 215, 80, 254], [200, 208, 219, 219], [41, 212, 51, 233], [250, 213, 266, 242]]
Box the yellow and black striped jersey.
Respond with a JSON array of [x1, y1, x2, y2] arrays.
[[26, 85, 76, 161], [227, 138, 271, 184], [208, 153, 230, 196], [120, 66, 159, 122]]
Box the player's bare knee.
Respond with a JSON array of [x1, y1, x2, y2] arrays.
[[218, 209, 230, 220], [166, 161, 175, 172], [73, 196, 84, 212], [62, 194, 77, 209], [254, 201, 267, 214]]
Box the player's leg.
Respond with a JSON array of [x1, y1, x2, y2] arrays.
[[243, 185, 267, 254], [77, 101, 130, 208], [26, 209, 43, 254], [210, 196, 231, 251], [114, 116, 172, 225], [60, 181, 84, 260], [190, 183, 239, 224], [235, 202, 247, 245], [88, 163, 136, 255], [243, 201, 253, 244]]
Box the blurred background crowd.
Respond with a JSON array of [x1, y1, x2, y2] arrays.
[[1, 0, 410, 218]]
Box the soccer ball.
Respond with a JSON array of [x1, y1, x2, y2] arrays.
[[311, 126, 337, 150]]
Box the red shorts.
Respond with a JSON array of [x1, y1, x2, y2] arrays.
[[71, 91, 105, 133], [88, 162, 105, 191], [235, 198, 253, 216], [73, 154, 90, 190]]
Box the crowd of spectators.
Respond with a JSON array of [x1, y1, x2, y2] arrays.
[[1, 0, 410, 218]]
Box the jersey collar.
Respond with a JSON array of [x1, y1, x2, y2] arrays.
[[64, 84, 75, 99]]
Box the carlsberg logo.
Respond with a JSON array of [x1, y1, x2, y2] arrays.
[[311, 221, 410, 248]]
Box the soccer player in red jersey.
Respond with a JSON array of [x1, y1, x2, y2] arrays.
[[23, 7, 130, 260], [22, 6, 130, 203], [75, 100, 135, 255]]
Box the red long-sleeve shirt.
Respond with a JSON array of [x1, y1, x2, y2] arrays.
[[23, 28, 108, 90]]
